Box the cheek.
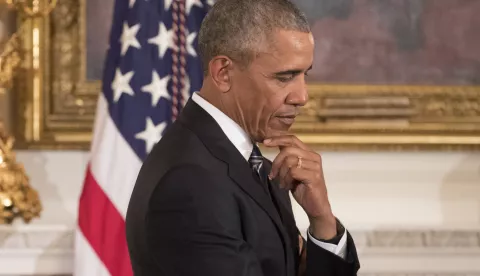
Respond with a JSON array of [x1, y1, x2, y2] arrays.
[[263, 94, 285, 124], [269, 85, 289, 110], [251, 79, 287, 126]]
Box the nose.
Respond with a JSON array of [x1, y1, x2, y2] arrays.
[[286, 79, 309, 107]]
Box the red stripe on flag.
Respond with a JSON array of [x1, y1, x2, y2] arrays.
[[78, 165, 133, 276]]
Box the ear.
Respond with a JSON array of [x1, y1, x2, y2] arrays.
[[208, 55, 234, 92]]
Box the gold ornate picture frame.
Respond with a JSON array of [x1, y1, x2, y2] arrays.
[[13, 0, 99, 150], [292, 84, 480, 150], [11, 0, 480, 150]]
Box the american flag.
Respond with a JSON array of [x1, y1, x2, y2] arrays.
[[74, 1, 214, 275]]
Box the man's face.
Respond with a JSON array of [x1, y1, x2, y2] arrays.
[[231, 29, 314, 142]]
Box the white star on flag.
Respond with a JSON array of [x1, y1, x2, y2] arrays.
[[164, 0, 173, 10], [142, 71, 171, 107], [186, 0, 203, 15], [186, 32, 198, 57], [148, 23, 175, 58], [120, 23, 141, 55], [135, 117, 167, 153], [181, 76, 191, 105], [111, 68, 135, 102]]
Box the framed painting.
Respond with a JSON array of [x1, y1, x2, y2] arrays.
[[11, 0, 480, 150], [290, 0, 480, 150], [0, 2, 18, 133], [12, 0, 113, 149]]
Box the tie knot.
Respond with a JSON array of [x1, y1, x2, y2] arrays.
[[248, 144, 263, 172]]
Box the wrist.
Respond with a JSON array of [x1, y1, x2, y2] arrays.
[[309, 214, 337, 240]]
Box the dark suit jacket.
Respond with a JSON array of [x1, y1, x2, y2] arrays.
[[125, 99, 360, 276]]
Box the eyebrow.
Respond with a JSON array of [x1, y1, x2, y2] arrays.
[[274, 65, 313, 76]]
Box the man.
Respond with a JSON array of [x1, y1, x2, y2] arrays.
[[125, 0, 360, 275]]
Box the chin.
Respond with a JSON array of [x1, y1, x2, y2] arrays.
[[258, 123, 291, 141], [265, 128, 290, 139]]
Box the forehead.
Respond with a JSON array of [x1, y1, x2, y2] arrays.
[[252, 29, 314, 70]]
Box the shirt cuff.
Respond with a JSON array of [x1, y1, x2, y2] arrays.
[[307, 226, 348, 259]]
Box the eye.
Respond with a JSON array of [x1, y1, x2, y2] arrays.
[[276, 74, 295, 82]]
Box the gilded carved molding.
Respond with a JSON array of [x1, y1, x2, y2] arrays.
[[48, 0, 97, 129], [292, 85, 480, 151], [13, 0, 97, 149], [352, 230, 480, 248], [0, 228, 479, 274], [1, 227, 478, 251]]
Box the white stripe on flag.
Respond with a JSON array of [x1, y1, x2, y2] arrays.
[[89, 94, 143, 219], [74, 229, 110, 276]]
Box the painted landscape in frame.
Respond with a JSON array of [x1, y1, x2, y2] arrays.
[[86, 0, 114, 80], [294, 0, 480, 85], [10, 0, 480, 150], [289, 0, 480, 150]]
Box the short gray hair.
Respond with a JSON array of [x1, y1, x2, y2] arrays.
[[198, 0, 311, 75]]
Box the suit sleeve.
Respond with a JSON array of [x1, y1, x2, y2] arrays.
[[304, 230, 360, 276], [145, 165, 264, 276], [285, 194, 360, 275]]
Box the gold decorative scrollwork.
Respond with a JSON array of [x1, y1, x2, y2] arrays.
[[0, 29, 22, 89], [0, 0, 57, 224], [418, 95, 480, 118], [4, 0, 57, 17], [290, 85, 480, 150], [0, 127, 42, 224]]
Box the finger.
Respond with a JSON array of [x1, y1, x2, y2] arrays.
[[276, 159, 311, 190], [270, 148, 299, 179], [286, 155, 321, 172], [277, 156, 294, 189], [298, 235, 304, 255], [289, 166, 322, 185], [263, 135, 310, 151], [281, 170, 297, 190], [277, 155, 302, 188], [270, 147, 321, 179], [278, 156, 320, 181], [282, 168, 314, 190], [263, 135, 308, 150]]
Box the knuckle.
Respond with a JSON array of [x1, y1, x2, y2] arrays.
[[289, 167, 297, 177], [282, 148, 291, 156], [287, 156, 297, 166], [286, 147, 298, 154], [273, 158, 281, 165]]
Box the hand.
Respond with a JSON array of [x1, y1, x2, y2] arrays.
[[263, 135, 337, 240]]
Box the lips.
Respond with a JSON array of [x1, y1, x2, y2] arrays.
[[276, 115, 296, 125]]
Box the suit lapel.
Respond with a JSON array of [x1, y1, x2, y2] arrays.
[[227, 160, 290, 237], [177, 99, 291, 258], [264, 161, 298, 274], [264, 161, 298, 238]]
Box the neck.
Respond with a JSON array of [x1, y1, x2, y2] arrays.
[[198, 88, 252, 141]]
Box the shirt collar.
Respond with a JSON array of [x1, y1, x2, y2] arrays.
[[191, 93, 253, 160]]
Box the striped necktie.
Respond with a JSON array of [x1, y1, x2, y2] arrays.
[[249, 144, 267, 184]]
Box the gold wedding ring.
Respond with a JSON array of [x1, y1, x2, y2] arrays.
[[296, 156, 302, 169]]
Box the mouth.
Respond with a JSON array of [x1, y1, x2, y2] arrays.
[[275, 114, 297, 125]]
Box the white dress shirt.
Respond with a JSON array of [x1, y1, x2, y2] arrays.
[[191, 92, 347, 259]]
